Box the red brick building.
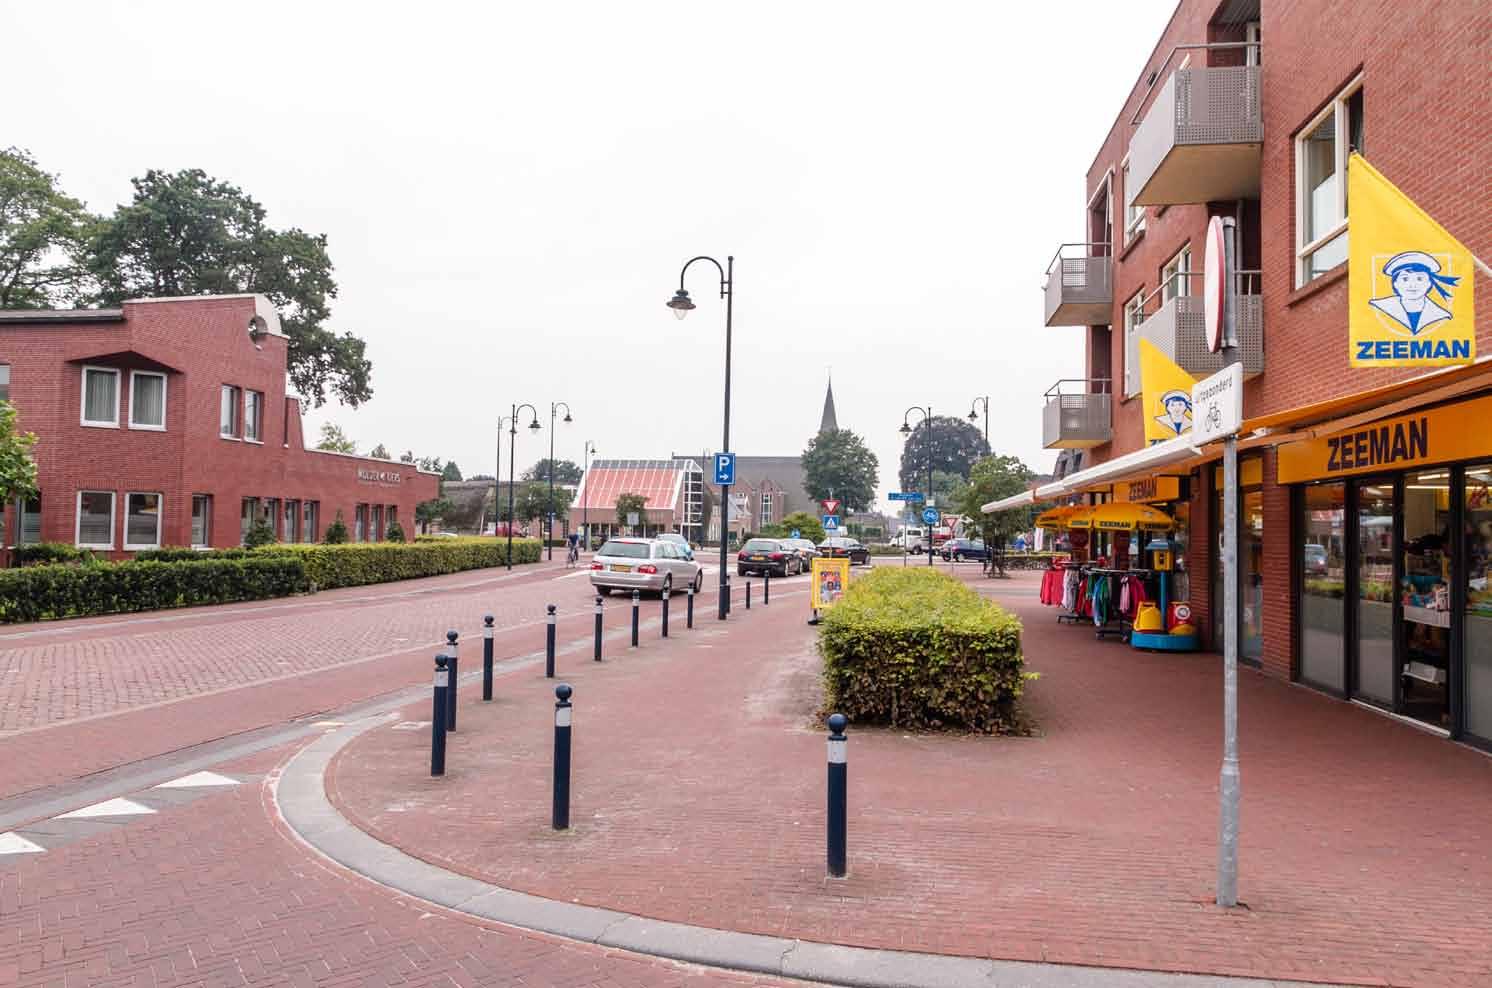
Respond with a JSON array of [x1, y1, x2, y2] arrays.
[[1006, 0, 1492, 749], [0, 294, 439, 557]]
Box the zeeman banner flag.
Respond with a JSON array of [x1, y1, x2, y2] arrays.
[[1139, 338, 1198, 445], [1349, 154, 1475, 367]]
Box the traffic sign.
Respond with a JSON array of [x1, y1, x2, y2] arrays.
[[921, 507, 941, 526], [790, 529, 801, 539], [821, 498, 841, 516], [713, 452, 736, 485], [888, 492, 925, 502], [823, 515, 840, 530], [1191, 362, 1243, 447]]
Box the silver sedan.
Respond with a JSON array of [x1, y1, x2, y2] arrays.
[[590, 538, 704, 596]]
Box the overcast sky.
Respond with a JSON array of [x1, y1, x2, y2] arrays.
[[9, 0, 1175, 515]]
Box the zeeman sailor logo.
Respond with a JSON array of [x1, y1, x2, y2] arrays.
[[1355, 250, 1468, 361]]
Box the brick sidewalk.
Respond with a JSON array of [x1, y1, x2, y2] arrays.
[[328, 568, 1492, 988]]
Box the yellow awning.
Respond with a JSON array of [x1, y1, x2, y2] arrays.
[[1068, 502, 1175, 532], [1034, 505, 1086, 530], [1241, 356, 1492, 434]]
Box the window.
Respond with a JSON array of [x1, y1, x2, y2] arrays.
[[1161, 244, 1192, 304], [372, 505, 384, 541], [1296, 78, 1363, 286], [0, 364, 10, 402], [1121, 159, 1145, 246], [192, 495, 212, 547], [760, 492, 773, 527], [76, 491, 115, 548], [241, 497, 260, 543], [128, 371, 166, 430], [244, 390, 264, 442], [221, 386, 242, 438], [387, 505, 397, 528], [283, 500, 298, 543], [355, 504, 366, 542], [1123, 290, 1146, 398], [81, 366, 120, 427], [265, 498, 280, 539], [17, 496, 41, 545], [302, 501, 319, 543], [125, 493, 162, 549]]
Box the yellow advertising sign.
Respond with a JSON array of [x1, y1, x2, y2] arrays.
[[1112, 476, 1181, 504], [1211, 458, 1264, 488], [810, 556, 851, 611], [1139, 339, 1198, 444], [1276, 392, 1492, 483], [1348, 154, 1475, 367]]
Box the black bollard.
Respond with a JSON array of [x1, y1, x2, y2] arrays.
[[482, 614, 495, 701], [431, 654, 450, 776], [552, 683, 573, 830], [445, 630, 459, 731], [765, 569, 771, 606], [631, 590, 640, 647], [726, 576, 732, 615], [687, 585, 695, 629], [827, 712, 848, 877], [593, 595, 603, 662], [545, 605, 557, 678], [746, 580, 752, 610], [662, 588, 670, 638]]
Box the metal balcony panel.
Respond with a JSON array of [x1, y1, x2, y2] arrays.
[[1137, 294, 1263, 379], [1044, 255, 1112, 327], [1043, 392, 1112, 449], [1130, 66, 1262, 206]]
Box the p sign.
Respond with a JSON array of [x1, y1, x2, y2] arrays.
[[713, 452, 736, 485]]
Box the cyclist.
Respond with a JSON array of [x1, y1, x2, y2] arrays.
[[566, 530, 580, 567]]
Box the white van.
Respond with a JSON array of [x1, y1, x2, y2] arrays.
[[894, 526, 926, 552]]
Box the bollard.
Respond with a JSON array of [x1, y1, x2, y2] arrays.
[[631, 590, 640, 647], [593, 595, 604, 662], [746, 580, 752, 610], [662, 588, 670, 638], [445, 630, 460, 731], [482, 614, 495, 701], [545, 605, 557, 678], [827, 712, 848, 877], [765, 569, 771, 606], [552, 683, 573, 830], [431, 654, 450, 776], [687, 585, 695, 629]]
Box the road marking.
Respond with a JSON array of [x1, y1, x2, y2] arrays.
[[0, 831, 46, 855], [58, 797, 157, 819], [153, 771, 241, 789]]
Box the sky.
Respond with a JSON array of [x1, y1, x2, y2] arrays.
[[7, 0, 1176, 516]]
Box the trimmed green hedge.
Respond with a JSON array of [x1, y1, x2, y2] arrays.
[[13, 542, 98, 567], [0, 557, 308, 623], [818, 567, 1030, 733], [132, 547, 255, 562], [261, 539, 542, 590]]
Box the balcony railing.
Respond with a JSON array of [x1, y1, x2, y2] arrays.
[[1129, 64, 1262, 206], [1131, 272, 1263, 382], [1044, 244, 1112, 327], [1043, 379, 1113, 449]]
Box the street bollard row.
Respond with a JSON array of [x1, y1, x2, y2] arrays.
[[631, 590, 640, 647], [662, 588, 671, 638], [445, 630, 459, 732], [482, 614, 495, 701], [545, 605, 557, 678]]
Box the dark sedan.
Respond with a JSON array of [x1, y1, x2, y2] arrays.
[[941, 538, 990, 562], [738, 538, 802, 577], [818, 537, 870, 566]]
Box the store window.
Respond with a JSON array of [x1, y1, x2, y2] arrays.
[[1400, 469, 1451, 727], [1296, 79, 1363, 285], [1212, 461, 1265, 663], [1462, 465, 1492, 742], [1171, 500, 1191, 602], [1299, 483, 1347, 691], [241, 497, 260, 543], [81, 366, 120, 427], [16, 496, 41, 545], [1123, 290, 1145, 398], [192, 495, 212, 548], [244, 390, 264, 442], [1355, 481, 1396, 707], [125, 493, 163, 549], [302, 501, 319, 543], [221, 386, 242, 438], [76, 490, 115, 548], [129, 371, 167, 430]]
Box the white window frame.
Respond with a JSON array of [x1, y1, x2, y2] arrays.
[[760, 491, 773, 527], [0, 364, 11, 403], [75, 490, 116, 549], [1295, 74, 1363, 287], [127, 370, 168, 431], [1123, 290, 1146, 399], [220, 385, 241, 439], [1121, 157, 1145, 246], [1162, 244, 1193, 304], [191, 494, 212, 548], [80, 366, 120, 428], [243, 390, 264, 444], [124, 492, 163, 550]]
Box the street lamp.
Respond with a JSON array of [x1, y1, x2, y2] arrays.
[[666, 254, 733, 620], [968, 395, 990, 445], [508, 402, 540, 570], [900, 405, 934, 567], [494, 413, 515, 541], [545, 402, 573, 561], [581, 439, 598, 551]]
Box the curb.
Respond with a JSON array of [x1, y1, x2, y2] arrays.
[[276, 717, 1350, 988]]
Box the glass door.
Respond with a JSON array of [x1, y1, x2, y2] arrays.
[[1354, 480, 1396, 707], [1300, 483, 1347, 691], [1463, 465, 1492, 744], [1400, 469, 1452, 727]]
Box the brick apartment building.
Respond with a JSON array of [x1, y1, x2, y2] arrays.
[[996, 0, 1492, 749], [0, 294, 439, 558]]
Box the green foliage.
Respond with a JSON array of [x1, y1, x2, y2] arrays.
[[957, 454, 1037, 574], [522, 458, 583, 485], [801, 429, 879, 513], [88, 167, 370, 408], [511, 481, 573, 527], [615, 492, 648, 530], [133, 546, 253, 562], [0, 556, 308, 623], [441, 461, 463, 482], [264, 539, 541, 590], [414, 498, 453, 532], [385, 520, 406, 543], [243, 515, 278, 548], [0, 401, 39, 508], [315, 422, 357, 454], [369, 443, 390, 460], [818, 567, 1031, 733], [13, 542, 96, 566], [0, 148, 94, 308], [778, 511, 826, 544], [898, 416, 991, 491], [322, 512, 350, 544]]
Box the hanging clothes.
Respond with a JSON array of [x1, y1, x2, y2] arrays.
[[1091, 572, 1111, 627]]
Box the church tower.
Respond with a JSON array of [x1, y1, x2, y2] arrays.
[[819, 376, 839, 434]]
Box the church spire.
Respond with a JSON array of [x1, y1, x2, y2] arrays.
[[819, 375, 839, 434]]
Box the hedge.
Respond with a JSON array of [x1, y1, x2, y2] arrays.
[[13, 542, 98, 567], [817, 567, 1031, 733], [260, 538, 542, 590]]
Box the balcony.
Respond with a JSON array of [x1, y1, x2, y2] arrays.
[[1043, 380, 1112, 449], [1044, 244, 1112, 326], [1128, 65, 1261, 206], [1135, 278, 1263, 379]]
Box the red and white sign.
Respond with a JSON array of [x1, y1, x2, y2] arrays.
[[821, 499, 841, 515], [1204, 215, 1226, 353]]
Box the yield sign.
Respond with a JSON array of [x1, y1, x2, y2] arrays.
[[821, 499, 841, 516]]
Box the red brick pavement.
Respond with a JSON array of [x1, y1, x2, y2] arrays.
[[0, 744, 810, 987], [328, 568, 1492, 988]]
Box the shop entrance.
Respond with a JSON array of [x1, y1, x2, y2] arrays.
[[1400, 469, 1452, 726]]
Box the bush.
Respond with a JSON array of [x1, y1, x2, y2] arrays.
[[0, 556, 308, 623], [261, 538, 542, 590], [323, 512, 350, 544], [13, 542, 97, 567], [243, 516, 278, 549], [818, 567, 1030, 733], [132, 546, 255, 563], [385, 521, 406, 543]]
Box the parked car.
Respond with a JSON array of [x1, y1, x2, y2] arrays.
[[780, 537, 820, 571], [1303, 543, 1329, 576], [738, 538, 802, 577], [590, 538, 703, 595], [940, 538, 990, 562], [656, 532, 694, 560], [818, 537, 870, 566]]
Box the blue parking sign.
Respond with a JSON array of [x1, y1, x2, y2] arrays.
[[922, 507, 941, 526], [714, 452, 736, 485]]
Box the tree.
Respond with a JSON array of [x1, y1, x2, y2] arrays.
[[369, 443, 389, 460], [469, 473, 495, 481], [0, 148, 95, 308], [801, 429, 879, 512], [778, 511, 826, 544], [323, 511, 350, 543], [615, 492, 648, 533], [521, 458, 583, 484], [441, 461, 463, 482], [399, 450, 415, 464], [0, 401, 40, 507], [898, 416, 991, 491], [315, 422, 356, 454], [415, 498, 454, 535], [243, 512, 277, 548], [417, 455, 442, 473], [956, 454, 1037, 577], [88, 168, 371, 407], [385, 520, 406, 542]]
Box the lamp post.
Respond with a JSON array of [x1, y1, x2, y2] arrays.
[[508, 403, 540, 570], [900, 405, 934, 567], [968, 395, 990, 445], [666, 254, 734, 621], [494, 413, 515, 540], [581, 439, 598, 551], [545, 402, 573, 561]]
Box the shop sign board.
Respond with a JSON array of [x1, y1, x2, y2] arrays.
[[1112, 476, 1181, 504], [1191, 363, 1244, 448], [1276, 391, 1492, 483], [810, 556, 851, 612]]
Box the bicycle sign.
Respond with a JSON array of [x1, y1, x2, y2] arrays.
[[1190, 364, 1243, 447]]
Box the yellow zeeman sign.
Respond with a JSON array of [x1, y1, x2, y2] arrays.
[[1277, 393, 1492, 483]]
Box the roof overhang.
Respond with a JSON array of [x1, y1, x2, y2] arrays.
[[64, 347, 182, 374]]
